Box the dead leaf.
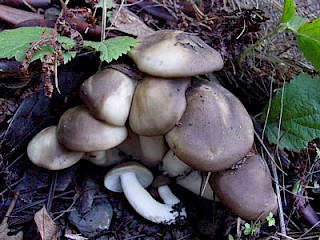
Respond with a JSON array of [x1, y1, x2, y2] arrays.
[[34, 206, 58, 240], [109, 7, 154, 37], [0, 192, 23, 240], [0, 222, 23, 240]]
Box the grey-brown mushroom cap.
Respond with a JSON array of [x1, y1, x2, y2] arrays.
[[165, 80, 254, 172], [80, 68, 137, 126], [129, 76, 190, 136], [128, 30, 224, 78], [209, 154, 278, 220], [27, 126, 83, 170], [104, 162, 154, 192], [57, 106, 128, 152]]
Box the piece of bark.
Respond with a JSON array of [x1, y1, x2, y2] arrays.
[[0, 4, 43, 26]]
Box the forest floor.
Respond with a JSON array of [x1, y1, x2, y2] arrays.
[[0, 0, 320, 239]]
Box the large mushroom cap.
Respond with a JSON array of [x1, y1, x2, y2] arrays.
[[209, 154, 278, 220], [57, 106, 128, 152], [129, 76, 190, 136], [27, 126, 83, 170], [165, 80, 254, 172], [80, 68, 137, 126], [129, 30, 224, 77]]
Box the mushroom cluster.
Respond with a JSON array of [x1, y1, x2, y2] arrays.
[[27, 30, 278, 224]]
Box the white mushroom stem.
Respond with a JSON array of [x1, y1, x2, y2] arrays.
[[176, 170, 217, 201], [158, 185, 181, 205], [120, 171, 187, 225]]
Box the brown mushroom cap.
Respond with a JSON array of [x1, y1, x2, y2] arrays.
[[57, 106, 127, 152], [165, 80, 254, 172], [129, 76, 190, 136], [209, 154, 278, 220], [27, 126, 83, 170], [129, 30, 224, 77], [80, 68, 137, 126]]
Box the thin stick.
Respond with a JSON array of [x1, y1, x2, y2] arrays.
[[270, 156, 287, 239], [200, 172, 211, 197], [2, 191, 19, 224]]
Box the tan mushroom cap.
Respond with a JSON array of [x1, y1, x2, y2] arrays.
[[80, 68, 137, 126], [165, 80, 254, 172], [209, 154, 278, 220], [129, 76, 190, 136], [129, 30, 224, 77], [27, 126, 83, 170], [57, 106, 127, 152]]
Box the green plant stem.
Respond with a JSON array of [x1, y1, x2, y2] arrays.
[[238, 25, 283, 64]]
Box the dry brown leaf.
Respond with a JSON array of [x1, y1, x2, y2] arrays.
[[0, 222, 23, 240], [34, 206, 58, 240], [109, 7, 154, 37]]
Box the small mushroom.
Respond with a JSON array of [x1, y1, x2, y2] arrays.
[[104, 162, 187, 225], [166, 80, 254, 172], [27, 126, 83, 170], [80, 68, 137, 126], [160, 150, 191, 178], [57, 106, 127, 152], [82, 148, 123, 167], [176, 171, 214, 201], [160, 150, 214, 200], [209, 154, 278, 220], [129, 30, 224, 77]]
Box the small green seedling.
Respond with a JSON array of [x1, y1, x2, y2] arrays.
[[243, 212, 275, 236]]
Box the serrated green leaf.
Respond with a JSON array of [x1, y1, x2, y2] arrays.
[[281, 0, 295, 23], [261, 73, 320, 152], [62, 51, 77, 64], [84, 36, 136, 63], [0, 27, 52, 61], [296, 18, 320, 71], [0, 27, 76, 63]]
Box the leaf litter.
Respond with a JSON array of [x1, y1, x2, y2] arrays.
[[0, 0, 320, 239]]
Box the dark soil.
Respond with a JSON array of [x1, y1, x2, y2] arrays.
[[0, 0, 320, 239]]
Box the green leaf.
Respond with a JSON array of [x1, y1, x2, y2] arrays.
[[261, 73, 320, 152], [281, 0, 295, 23], [266, 212, 275, 227], [62, 51, 77, 64], [0, 27, 76, 64], [316, 147, 320, 157], [244, 223, 252, 236], [95, 0, 115, 9], [84, 36, 136, 63], [0, 27, 52, 62], [228, 234, 234, 240], [296, 18, 320, 71], [285, 15, 307, 32], [292, 180, 302, 194]]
